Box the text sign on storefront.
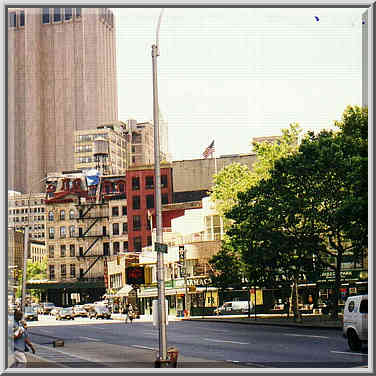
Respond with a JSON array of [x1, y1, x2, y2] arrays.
[[155, 242, 168, 253], [186, 277, 212, 287]]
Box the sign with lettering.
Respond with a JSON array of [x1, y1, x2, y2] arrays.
[[155, 242, 168, 253], [186, 276, 212, 287]]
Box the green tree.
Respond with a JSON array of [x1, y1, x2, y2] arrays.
[[226, 105, 367, 319], [210, 123, 302, 223], [16, 258, 48, 300]]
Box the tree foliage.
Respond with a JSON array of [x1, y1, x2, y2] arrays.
[[225, 105, 367, 319]]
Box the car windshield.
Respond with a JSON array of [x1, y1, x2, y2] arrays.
[[45, 303, 55, 307], [25, 307, 37, 313], [61, 308, 72, 313]]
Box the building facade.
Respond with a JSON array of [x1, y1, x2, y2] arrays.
[[74, 121, 129, 175], [8, 7, 118, 194], [8, 191, 46, 243]]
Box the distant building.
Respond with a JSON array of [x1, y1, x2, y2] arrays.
[[74, 121, 129, 175], [172, 153, 257, 203], [8, 191, 46, 244], [8, 228, 25, 278], [30, 241, 47, 263], [8, 7, 118, 194]]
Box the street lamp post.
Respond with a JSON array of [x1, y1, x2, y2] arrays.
[[152, 8, 168, 362]]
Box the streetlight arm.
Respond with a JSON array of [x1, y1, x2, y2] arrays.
[[155, 8, 165, 49]]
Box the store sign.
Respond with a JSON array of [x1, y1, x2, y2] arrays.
[[318, 269, 368, 282], [205, 291, 218, 307], [186, 277, 212, 287], [126, 266, 145, 285]]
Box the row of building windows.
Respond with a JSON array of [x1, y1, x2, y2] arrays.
[[49, 264, 76, 280], [48, 209, 75, 221], [9, 215, 45, 223], [9, 207, 45, 215], [131, 175, 168, 190], [42, 8, 81, 24], [76, 133, 109, 143], [10, 199, 44, 207], [8, 10, 24, 28]]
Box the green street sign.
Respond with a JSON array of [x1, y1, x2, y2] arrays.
[[155, 242, 168, 253]]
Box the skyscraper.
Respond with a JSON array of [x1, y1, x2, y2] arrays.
[[8, 7, 118, 193]]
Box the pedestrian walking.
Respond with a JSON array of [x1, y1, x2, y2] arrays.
[[128, 304, 134, 323], [12, 310, 35, 368], [123, 304, 129, 323]]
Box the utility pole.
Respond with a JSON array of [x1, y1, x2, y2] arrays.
[[152, 8, 167, 363], [21, 227, 29, 313]]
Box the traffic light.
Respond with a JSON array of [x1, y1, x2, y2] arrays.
[[178, 245, 185, 262]]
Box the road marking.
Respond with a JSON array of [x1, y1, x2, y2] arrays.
[[204, 338, 249, 345], [132, 345, 156, 351], [331, 351, 367, 356], [284, 334, 329, 339], [79, 336, 100, 341]]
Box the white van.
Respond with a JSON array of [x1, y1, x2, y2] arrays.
[[343, 294, 368, 351], [215, 301, 254, 315]]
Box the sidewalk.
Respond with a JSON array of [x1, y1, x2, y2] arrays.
[[184, 314, 342, 329], [21, 342, 242, 369]]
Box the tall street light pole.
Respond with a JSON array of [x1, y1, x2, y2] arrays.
[[152, 8, 168, 362]]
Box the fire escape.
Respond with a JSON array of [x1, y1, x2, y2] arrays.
[[74, 201, 110, 281]]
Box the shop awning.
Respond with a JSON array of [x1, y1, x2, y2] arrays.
[[117, 284, 134, 297]]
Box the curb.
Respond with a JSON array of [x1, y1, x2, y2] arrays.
[[184, 318, 342, 330]]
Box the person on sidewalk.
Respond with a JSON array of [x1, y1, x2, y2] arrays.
[[128, 304, 134, 323], [12, 310, 35, 367], [123, 304, 129, 323]]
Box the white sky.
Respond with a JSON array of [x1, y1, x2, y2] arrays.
[[114, 7, 365, 161]]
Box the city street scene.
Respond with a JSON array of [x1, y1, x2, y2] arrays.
[[7, 4, 369, 372]]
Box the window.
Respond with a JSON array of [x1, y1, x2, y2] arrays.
[[70, 264, 76, 278], [61, 264, 66, 279], [134, 237, 142, 252], [20, 10, 25, 26], [122, 206, 127, 216], [348, 301, 355, 313], [60, 226, 66, 238], [123, 241, 128, 251], [42, 8, 50, 23], [103, 243, 109, 256], [161, 175, 168, 188], [64, 8, 72, 20], [132, 146, 136, 153], [122, 222, 128, 234], [60, 210, 65, 221], [113, 223, 119, 236], [145, 176, 154, 189], [146, 195, 154, 209], [113, 242, 120, 255], [147, 236, 152, 246], [112, 206, 119, 217], [53, 8, 61, 22], [49, 265, 55, 280], [79, 247, 83, 257], [132, 196, 140, 210], [75, 8, 81, 18], [360, 300, 368, 314], [48, 246, 54, 258], [162, 194, 169, 205], [60, 245, 66, 257], [133, 215, 141, 231], [132, 177, 140, 190], [48, 211, 54, 221], [9, 12, 16, 27], [69, 209, 75, 219], [49, 227, 55, 239], [70, 244, 75, 257]]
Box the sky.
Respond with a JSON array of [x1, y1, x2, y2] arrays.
[[114, 7, 365, 161]]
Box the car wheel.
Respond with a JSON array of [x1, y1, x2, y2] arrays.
[[348, 329, 362, 351]]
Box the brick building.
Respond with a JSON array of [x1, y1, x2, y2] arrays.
[[8, 7, 118, 194]]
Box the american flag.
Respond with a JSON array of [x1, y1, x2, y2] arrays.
[[202, 140, 215, 158]]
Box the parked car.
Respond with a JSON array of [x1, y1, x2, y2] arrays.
[[24, 306, 38, 321], [56, 307, 75, 320], [73, 305, 88, 318], [214, 301, 254, 315], [343, 294, 368, 351], [50, 307, 62, 316], [89, 305, 111, 320], [41, 302, 56, 314]]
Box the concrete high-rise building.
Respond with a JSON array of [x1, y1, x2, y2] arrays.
[[8, 7, 118, 194]]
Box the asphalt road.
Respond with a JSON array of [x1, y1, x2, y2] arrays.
[[27, 316, 368, 368]]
